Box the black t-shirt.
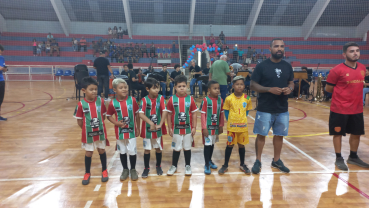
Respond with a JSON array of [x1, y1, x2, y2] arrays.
[[171, 70, 182, 80], [245, 71, 252, 82], [159, 70, 169, 82], [189, 65, 201, 79], [93, 57, 110, 76], [365, 76, 369, 88], [203, 68, 210, 75], [251, 59, 294, 113], [128, 70, 137, 83]]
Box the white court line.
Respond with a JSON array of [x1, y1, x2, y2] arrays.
[[84, 200, 93, 208], [94, 184, 101, 191], [248, 115, 331, 172], [107, 150, 119, 172], [1, 170, 369, 182]]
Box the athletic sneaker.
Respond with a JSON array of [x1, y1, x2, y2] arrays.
[[218, 165, 228, 175], [156, 166, 163, 176], [240, 164, 251, 174], [167, 165, 177, 176], [101, 170, 109, 182], [335, 157, 348, 171], [185, 165, 192, 176], [131, 169, 138, 181], [0, 117, 7, 121], [82, 173, 91, 185], [204, 165, 211, 175], [271, 158, 290, 173], [252, 159, 262, 174], [142, 168, 150, 178], [209, 161, 218, 169], [347, 156, 369, 168], [120, 169, 130, 181]]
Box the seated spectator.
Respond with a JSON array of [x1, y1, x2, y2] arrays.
[[97, 39, 103, 48], [72, 38, 78, 52], [134, 50, 140, 63], [45, 41, 51, 55], [118, 54, 124, 63], [110, 42, 116, 52], [150, 43, 156, 57], [134, 43, 139, 51], [219, 31, 226, 44], [92, 41, 99, 57], [113, 26, 118, 39], [32, 39, 37, 56], [252, 48, 257, 63], [110, 49, 118, 63], [217, 40, 223, 52], [47, 32, 54, 41], [141, 43, 148, 58], [79, 37, 87, 52], [108, 27, 113, 39], [41, 41, 46, 53], [238, 46, 244, 63], [50, 39, 60, 57], [37, 41, 42, 56], [126, 49, 133, 63], [171, 41, 176, 54], [157, 47, 161, 58], [117, 27, 123, 39], [167, 47, 171, 58], [245, 46, 252, 64], [209, 34, 215, 45]]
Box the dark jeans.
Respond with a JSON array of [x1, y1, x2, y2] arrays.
[[131, 82, 147, 100], [97, 75, 110, 99], [220, 85, 227, 101], [78, 45, 87, 52], [0, 81, 5, 108]]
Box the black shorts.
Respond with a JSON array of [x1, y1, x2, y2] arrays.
[[329, 111, 365, 136]]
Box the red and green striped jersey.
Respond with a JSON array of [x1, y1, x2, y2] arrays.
[[74, 97, 108, 144], [199, 96, 223, 135], [166, 94, 198, 135], [139, 95, 167, 139], [107, 96, 139, 140]]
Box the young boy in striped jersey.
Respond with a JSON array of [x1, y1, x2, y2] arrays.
[[165, 75, 198, 176], [139, 78, 168, 178], [74, 77, 110, 185], [107, 78, 140, 181], [199, 80, 225, 175], [218, 76, 253, 175]]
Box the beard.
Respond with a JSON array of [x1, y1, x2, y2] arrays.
[[347, 56, 359, 62], [271, 51, 284, 59]]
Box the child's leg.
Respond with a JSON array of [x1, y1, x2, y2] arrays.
[[209, 144, 214, 162], [97, 148, 107, 172], [85, 151, 93, 174], [183, 134, 192, 166], [172, 150, 180, 167], [155, 148, 162, 167], [223, 145, 234, 167], [117, 139, 129, 169], [204, 145, 211, 167], [144, 149, 151, 169], [120, 153, 128, 169], [128, 138, 137, 170], [238, 144, 245, 166]]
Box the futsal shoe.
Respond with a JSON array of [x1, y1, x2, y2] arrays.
[[271, 158, 290, 173], [240, 164, 251, 174], [130, 169, 138, 181], [347, 156, 369, 168], [167, 165, 177, 176], [218, 165, 228, 175], [335, 157, 348, 171], [185, 165, 192, 176], [120, 169, 129, 181], [101, 170, 109, 182], [209, 161, 218, 169], [0, 117, 7, 121], [204, 165, 211, 175], [142, 168, 150, 178], [82, 173, 91, 185], [156, 166, 163, 175], [251, 160, 262, 174]]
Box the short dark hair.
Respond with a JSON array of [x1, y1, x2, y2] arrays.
[[174, 75, 187, 86], [244, 63, 248, 66], [301, 66, 308, 70], [270, 38, 284, 47], [174, 64, 180, 70], [0, 44, 4, 51], [145, 77, 160, 89], [343, 42, 359, 53], [366, 67, 369, 71], [81, 77, 98, 89], [127, 63, 133, 69], [207, 80, 219, 89]]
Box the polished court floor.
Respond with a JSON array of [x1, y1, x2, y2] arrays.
[[0, 81, 369, 208]]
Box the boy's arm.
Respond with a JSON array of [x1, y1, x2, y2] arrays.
[[167, 112, 173, 137], [158, 111, 168, 128], [139, 112, 156, 131], [191, 111, 197, 137], [224, 110, 229, 120], [77, 119, 83, 129], [135, 113, 140, 137]]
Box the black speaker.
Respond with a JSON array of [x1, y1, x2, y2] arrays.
[[201, 53, 207, 69], [307, 68, 313, 82], [74, 64, 89, 86]]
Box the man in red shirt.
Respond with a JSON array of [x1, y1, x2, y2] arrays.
[[326, 42, 369, 170], [79, 37, 87, 52]]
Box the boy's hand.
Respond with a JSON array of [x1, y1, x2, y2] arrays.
[[191, 128, 196, 137], [202, 129, 209, 138], [149, 122, 156, 131], [169, 128, 173, 137], [135, 129, 140, 137], [117, 120, 127, 128], [219, 127, 223, 134], [155, 125, 162, 130]]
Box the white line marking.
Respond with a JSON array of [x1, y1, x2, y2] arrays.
[[107, 150, 119, 172], [94, 184, 101, 191], [84, 201, 93, 208], [248, 115, 330, 172]]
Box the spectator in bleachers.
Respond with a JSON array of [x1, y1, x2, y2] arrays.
[[47, 33, 54, 41], [169, 64, 182, 97], [32, 39, 37, 56], [210, 34, 215, 45], [245, 46, 252, 64], [118, 54, 124, 63], [171, 41, 176, 54], [113, 26, 118, 39], [134, 50, 140, 63], [127, 49, 133, 63], [134, 43, 139, 51], [150, 43, 156, 58], [217, 40, 223, 52], [37, 41, 42, 56], [260, 49, 264, 57], [41, 41, 46, 54], [219, 31, 226, 44], [157, 47, 161, 58], [117, 27, 123, 39], [45, 41, 51, 55], [238, 46, 244, 63], [167, 47, 171, 58], [189, 59, 203, 97], [159, 65, 169, 99], [252, 48, 257, 63], [106, 39, 111, 46], [97, 39, 103, 48], [50, 39, 60, 57], [110, 49, 118, 63], [92, 41, 99, 57], [79, 37, 87, 52], [141, 43, 148, 58], [72, 38, 78, 52], [108, 27, 113, 39]]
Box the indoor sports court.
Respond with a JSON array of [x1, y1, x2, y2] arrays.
[[0, 0, 369, 208]]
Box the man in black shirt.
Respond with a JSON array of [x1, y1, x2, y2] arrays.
[[363, 67, 369, 105], [121, 63, 147, 100], [169, 64, 182, 97], [189, 60, 203, 96], [202, 62, 210, 75], [250, 38, 294, 175], [159, 65, 169, 99], [93, 52, 114, 101], [150, 43, 156, 58]]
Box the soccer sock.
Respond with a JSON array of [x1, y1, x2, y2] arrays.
[[120, 154, 128, 169], [209, 144, 214, 161], [350, 151, 358, 158], [184, 150, 191, 166], [336, 153, 342, 158], [85, 156, 92, 174], [99, 152, 107, 172], [156, 152, 162, 167], [204, 145, 211, 166], [224, 146, 233, 167], [144, 153, 150, 169], [130, 155, 137, 170], [172, 151, 180, 167], [239, 147, 245, 166]]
